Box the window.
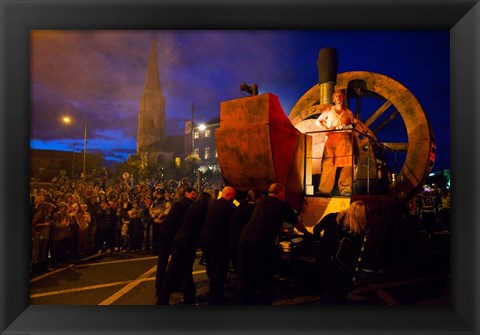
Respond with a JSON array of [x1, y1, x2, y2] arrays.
[[205, 147, 211, 160], [194, 131, 200, 139], [205, 129, 211, 138]]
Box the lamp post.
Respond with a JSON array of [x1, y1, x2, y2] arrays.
[[194, 123, 206, 192], [191, 103, 195, 154], [62, 116, 87, 179], [82, 123, 87, 178]]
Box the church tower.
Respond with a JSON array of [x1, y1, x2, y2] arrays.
[[137, 38, 166, 154]]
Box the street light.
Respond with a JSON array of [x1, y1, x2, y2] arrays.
[[193, 123, 207, 159], [62, 116, 87, 179], [191, 123, 207, 192]]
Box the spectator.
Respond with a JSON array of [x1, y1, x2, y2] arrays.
[[30, 202, 56, 274], [75, 203, 91, 258], [86, 194, 99, 255], [95, 199, 117, 252], [68, 203, 79, 258], [51, 202, 72, 267], [439, 190, 451, 232], [140, 196, 154, 251], [419, 191, 437, 239], [116, 192, 132, 250], [128, 209, 144, 251], [119, 215, 130, 252]]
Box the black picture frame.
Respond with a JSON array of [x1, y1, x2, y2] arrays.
[[1, 0, 479, 334]]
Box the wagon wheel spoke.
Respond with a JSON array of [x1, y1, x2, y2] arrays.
[[372, 109, 400, 134], [364, 100, 393, 127], [381, 142, 408, 151]]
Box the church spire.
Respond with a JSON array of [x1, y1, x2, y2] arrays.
[[144, 37, 161, 92], [137, 36, 166, 155]]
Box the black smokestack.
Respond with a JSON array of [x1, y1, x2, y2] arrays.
[[317, 47, 338, 105]]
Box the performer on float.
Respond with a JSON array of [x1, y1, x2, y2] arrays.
[[315, 90, 356, 196]]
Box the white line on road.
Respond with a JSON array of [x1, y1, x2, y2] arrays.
[[98, 265, 158, 305], [30, 265, 72, 283], [97, 266, 207, 305], [30, 250, 208, 303], [82, 255, 158, 266], [29, 256, 157, 284], [30, 269, 208, 300], [30, 280, 133, 299]]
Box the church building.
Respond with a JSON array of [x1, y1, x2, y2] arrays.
[[136, 38, 176, 167]]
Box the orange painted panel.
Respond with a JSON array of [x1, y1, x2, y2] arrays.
[[217, 93, 306, 210]]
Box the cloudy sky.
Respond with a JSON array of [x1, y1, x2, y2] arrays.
[[30, 30, 449, 171]]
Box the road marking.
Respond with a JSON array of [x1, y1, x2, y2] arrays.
[[30, 265, 72, 283], [81, 256, 157, 267], [30, 269, 208, 300], [32, 251, 203, 280], [97, 266, 207, 305], [30, 280, 132, 299], [98, 265, 158, 305], [30, 252, 208, 302], [30, 256, 157, 283]]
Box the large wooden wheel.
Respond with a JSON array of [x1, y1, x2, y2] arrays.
[[289, 71, 436, 201]]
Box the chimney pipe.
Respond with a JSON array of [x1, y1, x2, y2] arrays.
[[317, 48, 338, 105]]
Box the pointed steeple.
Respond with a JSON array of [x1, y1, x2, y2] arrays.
[[137, 36, 166, 154], [144, 37, 162, 92]]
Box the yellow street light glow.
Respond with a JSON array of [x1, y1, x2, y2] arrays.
[[60, 115, 87, 179], [198, 124, 206, 131]]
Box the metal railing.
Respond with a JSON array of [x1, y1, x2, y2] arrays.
[[303, 126, 396, 196]]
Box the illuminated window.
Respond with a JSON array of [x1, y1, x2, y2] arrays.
[[215, 150, 218, 158], [194, 149, 199, 157], [194, 131, 199, 139], [205, 147, 211, 160], [205, 130, 211, 138]]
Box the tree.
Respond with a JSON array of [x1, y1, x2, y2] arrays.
[[113, 155, 143, 181], [183, 153, 201, 180]]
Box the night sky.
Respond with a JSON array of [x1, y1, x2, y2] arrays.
[[30, 30, 450, 172]]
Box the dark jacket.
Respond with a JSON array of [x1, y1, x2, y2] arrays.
[[313, 212, 364, 266], [200, 198, 237, 243], [228, 201, 255, 255], [161, 196, 194, 236], [240, 196, 297, 248]]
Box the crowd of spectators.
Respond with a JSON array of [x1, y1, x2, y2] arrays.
[[404, 186, 451, 238], [29, 173, 222, 276]]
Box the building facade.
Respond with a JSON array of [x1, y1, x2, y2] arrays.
[[191, 118, 220, 173], [30, 149, 103, 181]]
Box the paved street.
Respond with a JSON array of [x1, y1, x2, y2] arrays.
[[30, 229, 450, 306]]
